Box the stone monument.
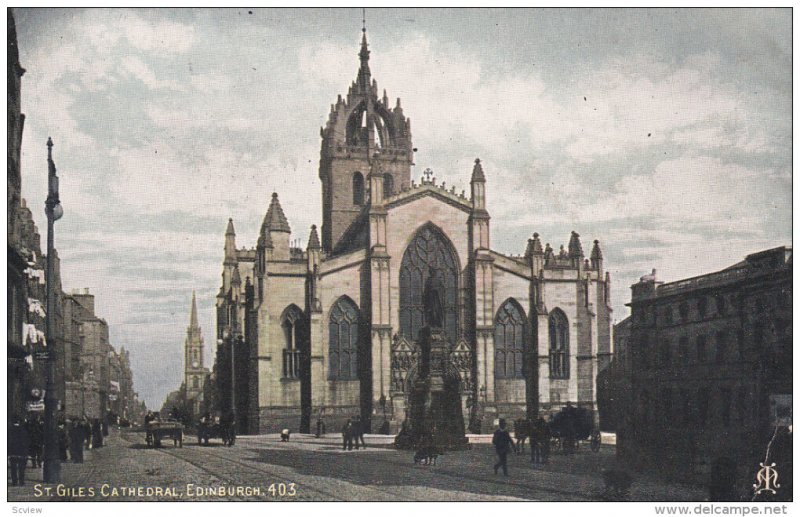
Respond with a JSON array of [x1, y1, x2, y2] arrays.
[[396, 270, 469, 451]]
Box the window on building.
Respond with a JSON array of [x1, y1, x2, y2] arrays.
[[281, 305, 304, 379], [549, 309, 569, 379], [697, 297, 708, 319], [715, 294, 727, 315], [383, 174, 394, 199], [399, 224, 460, 343], [696, 335, 707, 362], [660, 338, 671, 367], [737, 329, 745, 360], [678, 302, 689, 322], [494, 299, 526, 379], [661, 387, 673, 422], [736, 386, 748, 422], [352, 172, 364, 205], [664, 306, 673, 325], [697, 388, 709, 427], [715, 331, 728, 363], [681, 390, 693, 425], [720, 387, 731, 427], [328, 297, 359, 381], [679, 336, 690, 365], [192, 376, 199, 389]]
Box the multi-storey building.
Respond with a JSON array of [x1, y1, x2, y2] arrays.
[[619, 247, 792, 491]]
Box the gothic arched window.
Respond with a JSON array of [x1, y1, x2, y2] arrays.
[[192, 376, 199, 389], [352, 172, 364, 206], [494, 299, 526, 379], [281, 305, 304, 379], [329, 297, 359, 380], [383, 174, 394, 199], [549, 308, 569, 379], [399, 224, 459, 343]]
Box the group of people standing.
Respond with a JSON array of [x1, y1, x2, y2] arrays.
[[341, 415, 367, 450], [492, 417, 553, 476], [7, 414, 106, 486]]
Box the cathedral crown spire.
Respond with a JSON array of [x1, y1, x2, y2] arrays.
[[224, 218, 237, 265]]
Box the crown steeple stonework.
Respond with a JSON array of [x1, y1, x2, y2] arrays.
[[319, 26, 414, 254]]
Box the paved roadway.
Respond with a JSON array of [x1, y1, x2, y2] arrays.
[[8, 428, 706, 502]]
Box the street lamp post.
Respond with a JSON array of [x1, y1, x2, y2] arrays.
[[43, 137, 63, 483]]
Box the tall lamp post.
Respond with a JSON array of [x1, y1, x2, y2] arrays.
[[43, 137, 63, 483]]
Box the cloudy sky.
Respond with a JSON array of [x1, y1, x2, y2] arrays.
[[14, 8, 792, 408]]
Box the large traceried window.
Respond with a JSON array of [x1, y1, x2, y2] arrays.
[[281, 305, 304, 379], [328, 297, 359, 380], [549, 308, 569, 379], [399, 224, 459, 343], [494, 299, 526, 379]]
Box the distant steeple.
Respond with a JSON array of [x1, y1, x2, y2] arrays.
[[189, 290, 199, 329]]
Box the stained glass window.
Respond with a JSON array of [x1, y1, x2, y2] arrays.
[[383, 174, 394, 199], [329, 297, 359, 380], [549, 308, 569, 379], [399, 225, 459, 343], [494, 299, 526, 379]]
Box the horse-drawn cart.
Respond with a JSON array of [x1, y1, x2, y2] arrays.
[[549, 405, 601, 453], [197, 414, 235, 446], [145, 419, 184, 448]]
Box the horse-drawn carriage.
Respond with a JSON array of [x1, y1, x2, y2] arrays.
[[197, 414, 235, 446], [144, 418, 184, 448], [549, 405, 601, 453]]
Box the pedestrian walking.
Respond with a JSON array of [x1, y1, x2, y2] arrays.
[[69, 420, 85, 463], [354, 415, 366, 448], [26, 416, 43, 468], [492, 418, 516, 476], [513, 418, 529, 455], [530, 418, 543, 466], [8, 416, 30, 486], [82, 416, 92, 450], [540, 417, 551, 465], [57, 419, 70, 461], [341, 419, 354, 451], [91, 419, 103, 449]]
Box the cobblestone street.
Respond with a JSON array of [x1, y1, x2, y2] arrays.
[[8, 428, 706, 502]]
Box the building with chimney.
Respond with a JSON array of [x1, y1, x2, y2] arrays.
[[618, 247, 792, 491], [216, 29, 613, 434]]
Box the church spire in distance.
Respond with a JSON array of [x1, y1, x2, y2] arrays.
[[189, 290, 199, 330]]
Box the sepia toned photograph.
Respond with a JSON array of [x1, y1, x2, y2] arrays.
[[6, 6, 792, 511]]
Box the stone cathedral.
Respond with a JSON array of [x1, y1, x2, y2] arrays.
[[216, 30, 613, 434]]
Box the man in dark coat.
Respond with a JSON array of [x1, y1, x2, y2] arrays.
[[342, 419, 354, 451], [354, 415, 366, 448], [8, 417, 30, 486], [26, 416, 43, 468], [492, 418, 516, 476], [69, 420, 85, 463]]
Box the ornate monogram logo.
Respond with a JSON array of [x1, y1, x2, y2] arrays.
[[753, 462, 780, 496]]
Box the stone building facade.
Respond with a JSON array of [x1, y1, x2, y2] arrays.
[[618, 247, 792, 489], [216, 31, 613, 434]]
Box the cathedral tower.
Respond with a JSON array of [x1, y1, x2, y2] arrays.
[[184, 290, 205, 411], [319, 28, 414, 253]]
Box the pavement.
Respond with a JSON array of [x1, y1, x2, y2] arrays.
[[7, 428, 707, 502]]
